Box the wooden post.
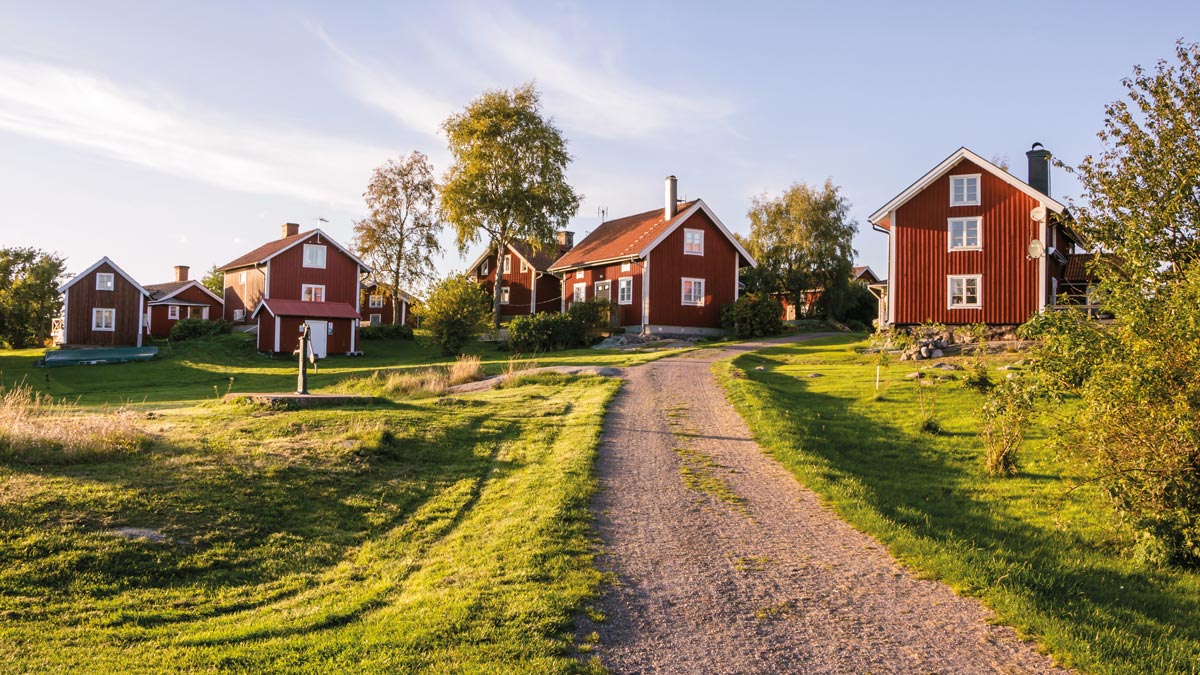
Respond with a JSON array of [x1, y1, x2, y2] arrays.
[[295, 324, 310, 395]]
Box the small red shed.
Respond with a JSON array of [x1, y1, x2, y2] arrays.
[[56, 257, 149, 347]]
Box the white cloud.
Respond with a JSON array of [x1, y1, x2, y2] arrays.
[[0, 55, 387, 208]]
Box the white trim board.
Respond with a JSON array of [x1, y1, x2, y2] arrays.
[[147, 280, 223, 305], [58, 256, 150, 296]]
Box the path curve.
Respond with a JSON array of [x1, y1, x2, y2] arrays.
[[588, 333, 1071, 674]]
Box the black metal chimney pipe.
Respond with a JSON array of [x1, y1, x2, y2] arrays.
[[1026, 142, 1051, 197]]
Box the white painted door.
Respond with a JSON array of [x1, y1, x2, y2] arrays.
[[305, 320, 328, 358]]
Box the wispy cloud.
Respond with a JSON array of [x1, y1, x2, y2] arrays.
[[0, 55, 386, 207]]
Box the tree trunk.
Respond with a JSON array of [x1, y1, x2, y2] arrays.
[[391, 266, 403, 326], [492, 240, 504, 331]]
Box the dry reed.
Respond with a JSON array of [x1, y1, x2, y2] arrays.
[[0, 381, 147, 462]]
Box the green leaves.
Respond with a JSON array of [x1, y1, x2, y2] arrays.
[[0, 247, 66, 348], [418, 274, 493, 354]]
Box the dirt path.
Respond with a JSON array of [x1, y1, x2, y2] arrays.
[[588, 334, 1071, 674]]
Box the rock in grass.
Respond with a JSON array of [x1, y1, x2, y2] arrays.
[[905, 371, 923, 379], [806, 373, 824, 378], [103, 527, 167, 543]]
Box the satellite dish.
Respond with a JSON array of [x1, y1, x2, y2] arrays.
[[1027, 239, 1045, 259], [1030, 206, 1047, 222]]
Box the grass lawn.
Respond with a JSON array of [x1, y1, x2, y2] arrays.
[[0, 373, 618, 674], [718, 335, 1200, 675]]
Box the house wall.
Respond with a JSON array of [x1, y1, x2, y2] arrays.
[[267, 233, 361, 305], [562, 261, 643, 326], [473, 245, 561, 316], [148, 286, 223, 337], [258, 315, 354, 354], [646, 210, 740, 328], [223, 266, 266, 323], [360, 289, 416, 326], [893, 158, 1043, 325], [64, 262, 143, 346]]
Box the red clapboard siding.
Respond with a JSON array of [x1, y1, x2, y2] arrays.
[[563, 261, 643, 326], [261, 316, 354, 354], [474, 248, 541, 316], [148, 286, 222, 337], [267, 233, 361, 305], [223, 267, 266, 323], [647, 210, 739, 328], [894, 158, 1042, 325], [64, 262, 143, 346]]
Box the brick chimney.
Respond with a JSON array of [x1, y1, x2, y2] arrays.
[[1026, 143, 1051, 197], [665, 175, 678, 220], [556, 230, 575, 249], [174, 265, 189, 282], [281, 222, 300, 239]]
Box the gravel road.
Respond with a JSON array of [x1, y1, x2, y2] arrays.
[[587, 334, 1072, 674]]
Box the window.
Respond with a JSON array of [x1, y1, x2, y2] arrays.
[[168, 306, 180, 320], [301, 284, 326, 302], [684, 228, 704, 255], [201, 307, 209, 320], [681, 277, 705, 306], [948, 275, 982, 309], [575, 270, 584, 279], [96, 273, 114, 291], [480, 259, 489, 276], [621, 261, 631, 272], [303, 244, 327, 268], [92, 308, 115, 331], [573, 283, 586, 303], [503, 254, 512, 274], [369, 294, 384, 308], [948, 217, 982, 251], [239, 271, 247, 285], [519, 258, 529, 273], [369, 314, 382, 326], [618, 277, 633, 305], [233, 309, 245, 321], [950, 174, 980, 206], [500, 286, 510, 304]]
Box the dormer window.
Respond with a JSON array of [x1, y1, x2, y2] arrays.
[[303, 244, 327, 269], [96, 273, 114, 291], [684, 228, 704, 255], [948, 217, 982, 251], [950, 175, 980, 206]]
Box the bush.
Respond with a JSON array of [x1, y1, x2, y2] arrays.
[[845, 319, 869, 332], [980, 378, 1031, 475], [508, 300, 612, 352], [359, 323, 414, 340], [721, 293, 783, 339], [838, 281, 878, 324], [420, 275, 492, 355], [169, 318, 232, 341]]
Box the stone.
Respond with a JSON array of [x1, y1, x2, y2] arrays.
[[904, 371, 923, 379], [931, 349, 944, 358], [931, 362, 961, 370], [919, 346, 931, 358], [754, 366, 765, 371], [806, 373, 824, 378], [103, 527, 166, 543]]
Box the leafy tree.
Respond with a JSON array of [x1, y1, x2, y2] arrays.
[[0, 247, 66, 348], [353, 152, 443, 324], [739, 180, 857, 320], [441, 83, 581, 329], [199, 265, 224, 298], [419, 274, 492, 354], [720, 293, 783, 339]]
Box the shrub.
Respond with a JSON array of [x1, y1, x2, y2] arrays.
[[845, 319, 869, 332], [839, 281, 878, 324], [420, 274, 492, 354], [169, 318, 232, 341], [980, 378, 1032, 476], [508, 301, 612, 352], [721, 293, 783, 339], [359, 323, 414, 340]]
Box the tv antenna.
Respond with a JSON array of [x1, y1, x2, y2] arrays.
[[597, 206, 608, 222]]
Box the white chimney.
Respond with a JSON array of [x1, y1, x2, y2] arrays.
[[665, 175, 678, 220]]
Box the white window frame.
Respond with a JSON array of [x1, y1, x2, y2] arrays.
[[233, 309, 245, 321], [621, 261, 631, 272], [949, 174, 981, 207], [301, 284, 326, 302], [480, 259, 489, 276], [575, 270, 584, 279], [239, 271, 247, 285], [369, 313, 382, 326], [168, 305, 180, 320], [617, 277, 633, 305], [681, 277, 705, 306], [201, 307, 209, 320], [503, 254, 512, 274], [683, 228, 704, 256], [369, 294, 384, 308], [92, 308, 115, 331], [947, 274, 982, 309], [948, 217, 982, 251], [519, 258, 529, 273], [303, 244, 327, 269], [96, 273, 115, 291], [500, 286, 510, 304], [573, 282, 586, 303]]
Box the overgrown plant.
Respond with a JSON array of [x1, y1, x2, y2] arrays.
[[418, 274, 492, 354], [0, 381, 146, 463], [720, 293, 784, 339], [980, 378, 1032, 475], [962, 322, 993, 392]]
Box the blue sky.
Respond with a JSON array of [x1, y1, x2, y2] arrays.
[[0, 1, 1193, 288]]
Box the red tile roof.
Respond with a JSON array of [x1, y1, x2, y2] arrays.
[[1063, 253, 1102, 283], [218, 230, 317, 271], [549, 201, 698, 271], [252, 299, 361, 320]]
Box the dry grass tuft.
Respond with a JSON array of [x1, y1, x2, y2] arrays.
[[365, 356, 487, 398], [0, 381, 147, 463], [447, 355, 484, 386]]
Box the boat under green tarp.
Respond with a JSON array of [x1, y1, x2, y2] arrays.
[[42, 347, 159, 367]]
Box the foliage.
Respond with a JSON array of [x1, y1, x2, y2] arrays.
[[358, 323, 414, 340], [353, 152, 443, 325], [738, 180, 857, 320], [720, 293, 783, 339], [508, 301, 612, 352], [980, 377, 1032, 475], [168, 317, 232, 342], [962, 322, 993, 392], [441, 83, 581, 329], [199, 265, 224, 298], [840, 281, 878, 325], [0, 247, 66, 348], [419, 274, 492, 354]]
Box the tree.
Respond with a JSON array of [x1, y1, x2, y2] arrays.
[[0, 247, 67, 348], [441, 83, 581, 329], [739, 180, 857, 320], [353, 152, 443, 324], [419, 274, 492, 354], [199, 265, 224, 298]]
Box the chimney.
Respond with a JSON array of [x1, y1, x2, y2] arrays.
[[174, 265, 189, 282], [1026, 143, 1051, 197], [665, 175, 678, 220], [281, 222, 300, 239], [556, 230, 575, 249]]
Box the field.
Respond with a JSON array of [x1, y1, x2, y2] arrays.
[[719, 336, 1200, 675]]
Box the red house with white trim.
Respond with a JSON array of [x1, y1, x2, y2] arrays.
[[56, 257, 149, 347], [548, 176, 755, 336], [360, 281, 418, 327], [466, 236, 573, 317], [219, 223, 369, 357], [869, 145, 1085, 327], [144, 265, 223, 338]]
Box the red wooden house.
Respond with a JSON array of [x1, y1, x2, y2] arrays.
[[219, 223, 369, 357], [144, 265, 223, 338], [869, 144, 1085, 327], [56, 256, 149, 347], [548, 176, 755, 336], [466, 235, 573, 317], [360, 281, 418, 326], [777, 265, 884, 320]]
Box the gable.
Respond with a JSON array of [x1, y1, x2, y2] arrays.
[[219, 229, 369, 273], [57, 256, 149, 296]]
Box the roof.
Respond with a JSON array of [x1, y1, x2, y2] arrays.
[[1063, 253, 1103, 283], [218, 228, 370, 273], [548, 200, 756, 271], [868, 147, 1068, 229], [851, 266, 881, 283], [250, 299, 362, 320], [57, 256, 150, 296], [463, 239, 574, 276], [361, 281, 421, 304], [145, 279, 224, 305]]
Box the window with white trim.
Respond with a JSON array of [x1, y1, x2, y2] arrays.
[[92, 308, 115, 331], [948, 275, 982, 309], [369, 294, 384, 308], [503, 254, 512, 274], [96, 273, 114, 291], [303, 244, 327, 268], [684, 228, 704, 255], [950, 174, 980, 206], [369, 314, 382, 326], [573, 283, 586, 303], [233, 309, 245, 321], [520, 258, 528, 273], [168, 305, 180, 320], [480, 259, 488, 276], [575, 270, 584, 279], [239, 271, 247, 285], [621, 261, 631, 272], [500, 286, 510, 304], [681, 277, 705, 306], [301, 284, 326, 302], [201, 307, 209, 320], [948, 217, 982, 251], [618, 277, 633, 305]]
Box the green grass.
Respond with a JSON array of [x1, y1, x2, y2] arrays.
[[0, 375, 619, 674], [718, 336, 1200, 675]]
